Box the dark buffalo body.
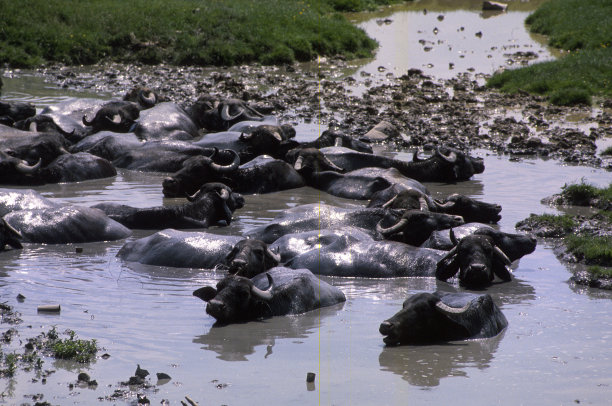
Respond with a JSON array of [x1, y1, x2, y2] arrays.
[[379, 291, 508, 345], [193, 267, 346, 324]]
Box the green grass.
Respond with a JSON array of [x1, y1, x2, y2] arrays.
[[565, 235, 612, 266], [586, 265, 612, 279], [0, 0, 403, 68], [561, 180, 612, 206], [51, 330, 97, 363], [487, 0, 612, 105], [602, 146, 612, 156], [532, 213, 577, 232]]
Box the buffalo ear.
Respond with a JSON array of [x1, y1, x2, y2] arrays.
[[493, 264, 513, 282], [193, 286, 217, 302], [436, 248, 459, 281]]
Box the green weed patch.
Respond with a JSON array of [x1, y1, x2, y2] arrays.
[[0, 0, 400, 68], [565, 235, 612, 266]]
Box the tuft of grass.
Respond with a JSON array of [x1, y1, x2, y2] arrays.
[[586, 265, 612, 279], [565, 235, 612, 266], [0, 0, 404, 68], [561, 180, 612, 207], [0, 352, 18, 377], [534, 213, 576, 231], [487, 0, 612, 105], [601, 146, 612, 156], [51, 330, 97, 363]]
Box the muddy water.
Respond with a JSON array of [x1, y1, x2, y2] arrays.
[[2, 5, 612, 406]]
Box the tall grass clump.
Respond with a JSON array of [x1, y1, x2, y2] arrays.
[[565, 235, 612, 266], [487, 0, 612, 105], [561, 180, 612, 206], [0, 0, 396, 68]]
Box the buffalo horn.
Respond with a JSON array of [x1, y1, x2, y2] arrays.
[[412, 150, 423, 162], [210, 149, 240, 173], [220, 104, 244, 122], [2, 220, 22, 239], [186, 190, 200, 202], [493, 245, 512, 266], [218, 188, 230, 200], [449, 228, 459, 246], [250, 273, 274, 301], [435, 300, 471, 315], [418, 197, 429, 211], [82, 115, 94, 126], [266, 247, 281, 264], [436, 146, 457, 163], [438, 245, 458, 265], [376, 218, 408, 237], [381, 195, 398, 209], [107, 114, 122, 124], [334, 137, 343, 147], [294, 155, 304, 170], [29, 122, 37, 132], [322, 155, 343, 172], [16, 158, 41, 174], [138, 90, 157, 108], [433, 198, 455, 210]]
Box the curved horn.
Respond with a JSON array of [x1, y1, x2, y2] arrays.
[[433, 198, 455, 210], [334, 137, 344, 147], [449, 228, 458, 246], [186, 189, 200, 202], [29, 121, 38, 132], [493, 245, 512, 266], [239, 132, 252, 141], [2, 220, 22, 239], [322, 155, 343, 172], [220, 103, 245, 122], [412, 150, 423, 162], [435, 300, 471, 315], [82, 115, 94, 126], [382, 195, 398, 209], [138, 90, 157, 108], [218, 188, 230, 200], [106, 114, 122, 124], [266, 247, 281, 264], [418, 197, 429, 211], [438, 245, 458, 265], [16, 158, 41, 174], [210, 149, 240, 173], [436, 146, 457, 163], [250, 273, 274, 301], [293, 155, 304, 171], [376, 218, 408, 237]]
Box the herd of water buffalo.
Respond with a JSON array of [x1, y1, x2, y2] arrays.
[[0, 87, 537, 345]]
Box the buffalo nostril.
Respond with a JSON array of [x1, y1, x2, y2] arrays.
[[379, 321, 393, 335]]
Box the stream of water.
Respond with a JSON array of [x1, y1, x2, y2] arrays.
[[1, 1, 611, 405]]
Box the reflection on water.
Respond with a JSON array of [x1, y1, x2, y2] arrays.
[[379, 330, 505, 387]]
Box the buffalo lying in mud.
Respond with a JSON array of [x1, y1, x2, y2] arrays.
[[4, 205, 131, 244], [421, 223, 537, 262], [223, 239, 281, 278], [272, 227, 448, 278], [82, 100, 140, 134], [162, 152, 304, 197], [14, 115, 77, 139], [379, 291, 508, 345], [0, 101, 36, 124], [369, 187, 502, 224], [436, 231, 515, 288], [376, 209, 464, 246], [134, 102, 201, 141], [93, 183, 243, 229], [187, 94, 266, 131], [0, 219, 23, 250], [117, 229, 243, 268], [319, 145, 484, 182], [193, 267, 346, 324]]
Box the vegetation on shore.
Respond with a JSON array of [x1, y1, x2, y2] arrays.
[[487, 0, 612, 106], [0, 0, 403, 68]]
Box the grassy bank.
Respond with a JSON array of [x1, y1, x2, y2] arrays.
[[0, 0, 401, 68], [487, 0, 612, 105]]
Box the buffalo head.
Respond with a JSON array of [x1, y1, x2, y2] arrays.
[[379, 189, 430, 211], [436, 230, 512, 288], [162, 149, 240, 197], [224, 239, 281, 278], [82, 101, 140, 133], [376, 209, 464, 246], [379, 292, 473, 345], [432, 194, 502, 223], [286, 148, 344, 175], [123, 86, 164, 109], [409, 146, 484, 182], [193, 273, 274, 323], [0, 150, 42, 184], [188, 182, 245, 211], [0, 219, 23, 250], [188, 95, 265, 131]]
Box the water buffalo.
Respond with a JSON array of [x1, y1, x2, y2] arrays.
[[369, 189, 502, 223], [0, 150, 42, 185], [92, 183, 242, 229], [272, 228, 447, 277], [14, 115, 77, 140], [117, 229, 242, 268], [40, 152, 117, 183], [4, 205, 131, 244], [163, 153, 304, 197], [187, 94, 266, 131], [223, 239, 281, 278], [435, 231, 514, 288], [0, 219, 23, 250], [82, 100, 140, 133], [192, 267, 346, 324], [123, 86, 165, 109], [245, 203, 403, 244], [376, 210, 465, 246], [1, 132, 70, 166], [40, 98, 109, 141], [379, 291, 508, 345], [320, 145, 484, 182], [134, 102, 200, 141], [0, 188, 58, 216], [421, 223, 537, 262], [298, 129, 373, 153], [70, 131, 142, 161], [0, 101, 36, 123]]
